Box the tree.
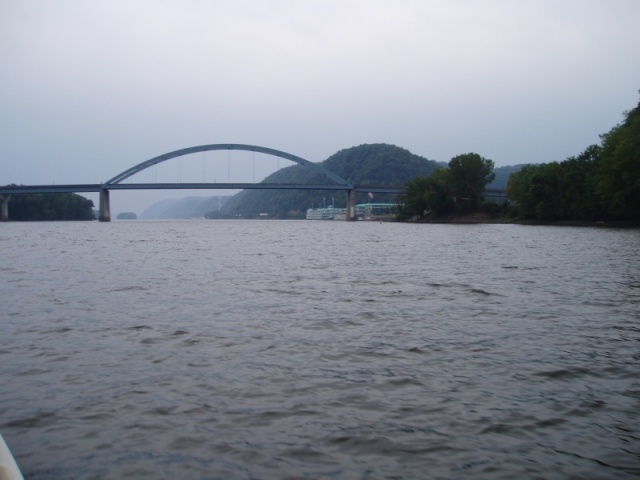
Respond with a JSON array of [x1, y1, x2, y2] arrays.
[[558, 145, 603, 219], [423, 168, 455, 215], [399, 176, 431, 219], [7, 190, 94, 220], [507, 165, 536, 218], [529, 162, 563, 220], [447, 153, 495, 212], [506, 152, 603, 221], [506, 92, 640, 222], [400, 152, 495, 219], [597, 96, 640, 219]]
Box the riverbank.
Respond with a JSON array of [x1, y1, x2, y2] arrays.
[[405, 212, 640, 227]]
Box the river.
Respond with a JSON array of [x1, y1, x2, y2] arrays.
[[1, 220, 639, 479]]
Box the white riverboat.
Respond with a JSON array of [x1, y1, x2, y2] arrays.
[[305, 206, 347, 220], [306, 203, 399, 221]]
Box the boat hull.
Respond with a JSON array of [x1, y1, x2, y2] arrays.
[[0, 433, 23, 480]]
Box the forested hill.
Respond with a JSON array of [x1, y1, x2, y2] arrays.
[[139, 195, 231, 219], [221, 143, 441, 218]]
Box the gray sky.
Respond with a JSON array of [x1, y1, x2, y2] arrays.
[[2, 0, 639, 214]]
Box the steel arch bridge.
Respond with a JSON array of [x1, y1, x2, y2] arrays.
[[0, 143, 508, 222], [2, 143, 400, 221], [95, 143, 363, 221], [104, 143, 351, 186]]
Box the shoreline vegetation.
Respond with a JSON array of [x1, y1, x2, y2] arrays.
[[404, 212, 640, 228], [399, 92, 640, 226]]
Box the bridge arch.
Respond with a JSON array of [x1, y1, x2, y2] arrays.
[[104, 144, 351, 186]]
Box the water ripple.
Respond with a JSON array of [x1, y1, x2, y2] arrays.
[[1, 221, 639, 479]]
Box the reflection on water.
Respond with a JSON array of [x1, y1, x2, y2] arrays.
[[1, 221, 639, 479]]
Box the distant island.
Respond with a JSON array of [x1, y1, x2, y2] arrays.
[[116, 212, 137, 220]]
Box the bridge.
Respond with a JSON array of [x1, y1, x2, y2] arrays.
[[0, 144, 407, 222], [0, 143, 507, 222]]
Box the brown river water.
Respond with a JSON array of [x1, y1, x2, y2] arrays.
[[1, 220, 639, 479]]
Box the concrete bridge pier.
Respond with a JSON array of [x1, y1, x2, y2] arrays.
[[346, 189, 357, 221], [99, 189, 111, 222], [1, 194, 9, 222]]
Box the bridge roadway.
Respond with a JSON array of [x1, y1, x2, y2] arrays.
[[0, 183, 405, 194]]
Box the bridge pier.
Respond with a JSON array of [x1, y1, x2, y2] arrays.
[[346, 189, 357, 221], [0, 194, 9, 222], [99, 189, 111, 222]]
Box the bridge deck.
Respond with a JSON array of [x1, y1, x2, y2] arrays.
[[0, 183, 410, 195]]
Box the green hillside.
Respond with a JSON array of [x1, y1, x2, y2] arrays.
[[220, 143, 441, 218]]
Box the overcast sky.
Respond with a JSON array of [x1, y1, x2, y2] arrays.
[[2, 0, 639, 214]]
